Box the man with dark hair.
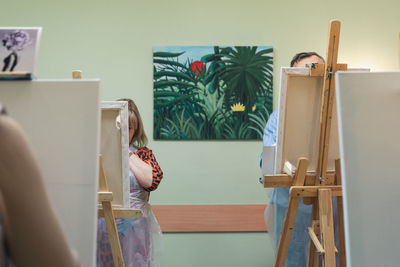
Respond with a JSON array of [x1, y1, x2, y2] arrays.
[[290, 52, 325, 67], [262, 52, 329, 267], [262, 52, 324, 146]]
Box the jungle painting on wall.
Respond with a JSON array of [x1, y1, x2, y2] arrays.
[[153, 46, 273, 140]]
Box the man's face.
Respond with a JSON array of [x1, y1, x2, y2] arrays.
[[293, 55, 324, 67]]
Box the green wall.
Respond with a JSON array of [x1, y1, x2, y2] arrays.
[[2, 0, 400, 266]]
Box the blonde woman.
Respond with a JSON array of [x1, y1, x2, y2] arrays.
[[97, 99, 163, 267]]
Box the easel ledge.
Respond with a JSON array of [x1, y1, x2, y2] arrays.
[[264, 173, 336, 188], [98, 207, 142, 218]]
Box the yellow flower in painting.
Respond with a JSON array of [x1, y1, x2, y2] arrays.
[[231, 102, 245, 112], [252, 105, 256, 112]]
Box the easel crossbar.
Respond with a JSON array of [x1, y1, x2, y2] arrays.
[[97, 154, 143, 267], [308, 227, 339, 254], [308, 227, 325, 253], [98, 192, 114, 202], [290, 186, 342, 197], [98, 208, 142, 218], [264, 173, 336, 188]]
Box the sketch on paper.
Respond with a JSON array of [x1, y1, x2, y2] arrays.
[[0, 27, 42, 73]]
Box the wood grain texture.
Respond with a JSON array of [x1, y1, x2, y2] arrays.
[[318, 189, 336, 266], [290, 186, 342, 197], [308, 226, 324, 254], [102, 201, 125, 267], [274, 196, 301, 267], [98, 208, 142, 219], [335, 159, 347, 267], [152, 204, 267, 232], [316, 20, 341, 183], [307, 220, 320, 267]]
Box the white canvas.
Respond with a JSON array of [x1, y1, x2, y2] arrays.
[[335, 71, 400, 267], [101, 101, 130, 208], [275, 67, 339, 174], [275, 67, 369, 175], [0, 80, 100, 267], [262, 145, 275, 176]]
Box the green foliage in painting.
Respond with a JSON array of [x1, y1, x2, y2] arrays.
[[153, 46, 273, 140]]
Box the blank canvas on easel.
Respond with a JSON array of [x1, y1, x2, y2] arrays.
[[336, 71, 400, 267], [275, 67, 369, 175], [0, 80, 100, 267], [275, 67, 340, 174], [101, 101, 130, 208]]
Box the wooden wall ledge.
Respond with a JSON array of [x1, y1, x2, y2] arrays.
[[152, 204, 267, 232]]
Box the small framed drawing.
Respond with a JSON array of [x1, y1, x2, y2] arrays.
[[0, 27, 42, 79]]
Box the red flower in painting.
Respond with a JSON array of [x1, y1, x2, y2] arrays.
[[190, 60, 205, 75]]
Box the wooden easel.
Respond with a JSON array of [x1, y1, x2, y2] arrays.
[[98, 155, 142, 267], [72, 71, 142, 267], [264, 20, 347, 267]]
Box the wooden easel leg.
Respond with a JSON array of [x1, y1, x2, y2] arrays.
[[274, 195, 300, 267], [307, 201, 320, 267], [335, 159, 346, 267], [336, 196, 346, 267], [319, 189, 336, 267], [274, 158, 308, 267], [103, 201, 125, 267], [99, 155, 126, 267]]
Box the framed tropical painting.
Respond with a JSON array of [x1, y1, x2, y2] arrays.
[[153, 46, 273, 140]]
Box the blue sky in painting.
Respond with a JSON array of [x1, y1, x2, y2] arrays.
[[153, 46, 273, 63]]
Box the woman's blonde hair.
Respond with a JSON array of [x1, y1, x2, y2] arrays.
[[118, 98, 148, 148]]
